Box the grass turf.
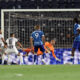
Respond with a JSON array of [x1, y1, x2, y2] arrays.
[[0, 65, 80, 80]]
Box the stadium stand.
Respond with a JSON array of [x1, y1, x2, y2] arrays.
[[0, 0, 80, 26]]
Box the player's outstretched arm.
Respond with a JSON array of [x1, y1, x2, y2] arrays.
[[30, 37, 33, 48], [42, 36, 45, 45], [45, 46, 51, 53], [1, 37, 6, 44], [52, 50, 61, 62], [55, 57, 61, 61], [17, 41, 23, 49]]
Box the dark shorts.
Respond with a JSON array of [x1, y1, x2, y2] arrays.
[[72, 41, 80, 49], [34, 45, 45, 53]]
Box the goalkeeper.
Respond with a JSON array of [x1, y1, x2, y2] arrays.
[[44, 39, 61, 61]]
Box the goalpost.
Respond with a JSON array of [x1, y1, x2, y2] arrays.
[[1, 9, 80, 48]]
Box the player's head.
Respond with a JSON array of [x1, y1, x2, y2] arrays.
[[73, 18, 79, 24], [10, 33, 15, 37], [34, 25, 40, 30], [50, 39, 56, 45], [0, 29, 2, 34]]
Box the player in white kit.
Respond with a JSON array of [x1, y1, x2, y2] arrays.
[[2, 33, 23, 65]]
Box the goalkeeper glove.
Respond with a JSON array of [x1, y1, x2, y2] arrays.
[[55, 57, 61, 62]]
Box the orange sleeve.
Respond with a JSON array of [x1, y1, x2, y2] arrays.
[[52, 49, 56, 58], [45, 42, 49, 46], [48, 45, 57, 58], [24, 48, 31, 53], [45, 42, 51, 50], [45, 42, 57, 58]]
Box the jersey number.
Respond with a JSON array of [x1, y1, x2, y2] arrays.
[[35, 33, 39, 38], [9, 39, 13, 49]]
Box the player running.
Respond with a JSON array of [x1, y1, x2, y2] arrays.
[[70, 26, 80, 64], [2, 33, 23, 65], [70, 18, 80, 64], [30, 25, 45, 64]]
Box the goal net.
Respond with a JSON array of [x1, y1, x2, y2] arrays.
[[1, 9, 80, 48]]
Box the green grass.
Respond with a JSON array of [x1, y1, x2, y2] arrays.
[[0, 65, 80, 80]]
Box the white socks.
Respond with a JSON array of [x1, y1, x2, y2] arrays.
[[2, 54, 5, 64], [19, 54, 23, 65], [7, 55, 12, 65]]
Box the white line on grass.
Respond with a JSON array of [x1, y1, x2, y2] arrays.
[[15, 73, 23, 77]]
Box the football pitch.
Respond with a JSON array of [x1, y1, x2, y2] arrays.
[[0, 65, 80, 80]]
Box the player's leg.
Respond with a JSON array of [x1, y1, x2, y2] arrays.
[[34, 46, 38, 54], [70, 41, 77, 63], [33, 46, 38, 65], [2, 53, 6, 65], [6, 49, 13, 65], [70, 48, 76, 63], [18, 53, 23, 65], [0, 48, 4, 64], [39, 45, 46, 64], [77, 42, 80, 63], [15, 48, 23, 65], [78, 47, 80, 63], [40, 45, 45, 55], [78, 41, 80, 52], [71, 48, 76, 57], [2, 49, 12, 65], [7, 54, 12, 65], [2, 48, 9, 65], [0, 47, 4, 64]]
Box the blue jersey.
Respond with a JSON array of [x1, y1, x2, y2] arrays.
[[31, 30, 44, 46], [74, 23, 79, 35], [74, 35, 80, 42]]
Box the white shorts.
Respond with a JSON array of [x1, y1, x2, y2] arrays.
[[5, 47, 19, 55]]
